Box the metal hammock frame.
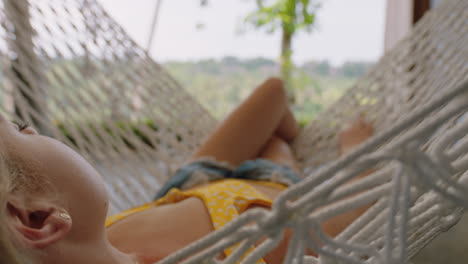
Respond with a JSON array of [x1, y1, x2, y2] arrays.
[[0, 0, 467, 263]]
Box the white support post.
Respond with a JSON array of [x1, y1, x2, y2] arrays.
[[384, 0, 413, 51]]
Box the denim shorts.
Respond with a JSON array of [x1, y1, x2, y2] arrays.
[[154, 159, 302, 200]]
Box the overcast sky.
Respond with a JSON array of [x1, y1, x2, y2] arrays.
[[99, 0, 386, 65]]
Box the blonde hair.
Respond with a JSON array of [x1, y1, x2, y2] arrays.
[[0, 146, 36, 264]]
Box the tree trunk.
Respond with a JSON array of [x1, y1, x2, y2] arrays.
[[280, 27, 295, 104]]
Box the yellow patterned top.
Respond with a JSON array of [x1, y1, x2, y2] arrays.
[[106, 179, 287, 263]]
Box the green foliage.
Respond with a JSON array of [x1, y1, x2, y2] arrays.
[[339, 61, 374, 78], [302, 60, 330, 76], [302, 60, 374, 78], [199, 0, 320, 104], [243, 0, 320, 103], [44, 56, 368, 141], [164, 57, 363, 124], [245, 0, 318, 35], [164, 58, 278, 119]]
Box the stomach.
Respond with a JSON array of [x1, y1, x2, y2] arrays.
[[106, 180, 287, 264]]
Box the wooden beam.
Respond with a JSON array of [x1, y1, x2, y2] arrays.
[[413, 0, 431, 24]]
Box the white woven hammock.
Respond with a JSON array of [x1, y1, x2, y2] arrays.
[[0, 0, 467, 263]]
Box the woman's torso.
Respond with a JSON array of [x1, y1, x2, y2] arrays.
[[106, 180, 285, 264]]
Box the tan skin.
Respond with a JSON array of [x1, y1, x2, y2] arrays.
[[2, 78, 373, 264]]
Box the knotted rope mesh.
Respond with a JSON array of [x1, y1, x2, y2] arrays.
[[0, 0, 216, 213], [0, 0, 466, 263]]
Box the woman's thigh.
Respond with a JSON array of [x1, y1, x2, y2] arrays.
[[258, 136, 300, 173], [192, 78, 288, 166]]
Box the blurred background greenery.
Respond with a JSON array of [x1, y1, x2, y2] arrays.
[[164, 57, 373, 124]]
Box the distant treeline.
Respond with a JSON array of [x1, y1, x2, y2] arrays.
[[163, 56, 375, 79], [162, 56, 372, 122]]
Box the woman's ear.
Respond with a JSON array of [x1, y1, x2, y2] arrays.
[[6, 198, 72, 249]]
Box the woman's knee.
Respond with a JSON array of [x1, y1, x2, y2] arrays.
[[256, 77, 287, 105]]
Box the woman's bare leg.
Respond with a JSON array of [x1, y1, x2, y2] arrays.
[[258, 136, 300, 173], [275, 107, 299, 142], [260, 118, 375, 264], [191, 78, 299, 166], [339, 117, 374, 155], [321, 117, 374, 237]]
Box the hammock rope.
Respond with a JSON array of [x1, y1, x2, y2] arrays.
[[0, 0, 467, 263]]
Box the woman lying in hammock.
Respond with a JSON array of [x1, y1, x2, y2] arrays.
[[0, 77, 373, 264]]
